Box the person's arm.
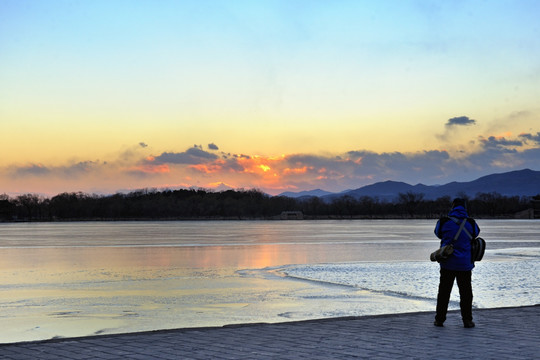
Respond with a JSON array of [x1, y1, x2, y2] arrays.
[[434, 216, 448, 239], [434, 220, 442, 239]]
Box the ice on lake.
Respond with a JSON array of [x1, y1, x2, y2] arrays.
[[1, 220, 538, 343]]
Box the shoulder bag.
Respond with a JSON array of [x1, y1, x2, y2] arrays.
[[430, 218, 467, 263]]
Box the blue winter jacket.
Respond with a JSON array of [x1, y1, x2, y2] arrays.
[[434, 206, 480, 271]]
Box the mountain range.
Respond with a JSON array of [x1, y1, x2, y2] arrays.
[[278, 169, 540, 201]]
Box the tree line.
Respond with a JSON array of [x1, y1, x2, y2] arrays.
[[0, 189, 537, 221]]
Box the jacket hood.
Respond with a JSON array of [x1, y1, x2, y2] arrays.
[[448, 205, 469, 218]]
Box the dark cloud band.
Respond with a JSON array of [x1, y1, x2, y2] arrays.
[[446, 116, 476, 127], [151, 147, 218, 165]]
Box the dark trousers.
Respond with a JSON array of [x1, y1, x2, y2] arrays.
[[435, 268, 473, 323]]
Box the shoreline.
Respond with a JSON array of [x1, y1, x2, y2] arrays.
[[3, 305, 538, 346], [2, 215, 537, 223]]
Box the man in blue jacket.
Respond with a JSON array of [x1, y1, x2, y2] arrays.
[[434, 198, 480, 328]]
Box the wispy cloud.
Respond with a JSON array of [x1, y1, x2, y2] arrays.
[[10, 161, 98, 178], [11, 164, 52, 177]]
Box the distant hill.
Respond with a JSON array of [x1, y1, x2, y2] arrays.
[[332, 181, 433, 201], [422, 169, 540, 199], [278, 189, 334, 198], [281, 169, 540, 201]]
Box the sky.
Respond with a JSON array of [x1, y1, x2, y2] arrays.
[[1, 0, 540, 197]]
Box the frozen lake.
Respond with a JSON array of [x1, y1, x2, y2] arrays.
[[0, 220, 538, 343]]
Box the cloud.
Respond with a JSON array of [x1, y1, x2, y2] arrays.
[[10, 161, 99, 178], [11, 164, 51, 177], [150, 147, 219, 165], [63, 161, 99, 176], [2, 132, 539, 196], [479, 136, 523, 149], [437, 115, 478, 142], [291, 150, 453, 187], [445, 116, 476, 127], [118, 143, 151, 163], [208, 143, 219, 150], [126, 164, 171, 177], [464, 132, 540, 169], [220, 158, 245, 172], [518, 147, 540, 163], [519, 132, 540, 144]]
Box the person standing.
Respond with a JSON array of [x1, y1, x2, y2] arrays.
[[433, 198, 480, 328]]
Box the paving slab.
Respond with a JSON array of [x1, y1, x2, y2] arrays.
[[1, 305, 539, 359]]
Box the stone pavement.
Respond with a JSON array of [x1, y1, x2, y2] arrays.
[[1, 305, 538, 359]]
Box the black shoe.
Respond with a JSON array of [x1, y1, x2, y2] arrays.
[[463, 320, 475, 328], [434, 320, 444, 327]]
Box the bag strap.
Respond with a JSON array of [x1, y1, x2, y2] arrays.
[[450, 218, 468, 245], [449, 217, 473, 240]]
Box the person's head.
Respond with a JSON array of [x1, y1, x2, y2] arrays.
[[451, 198, 467, 209]]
